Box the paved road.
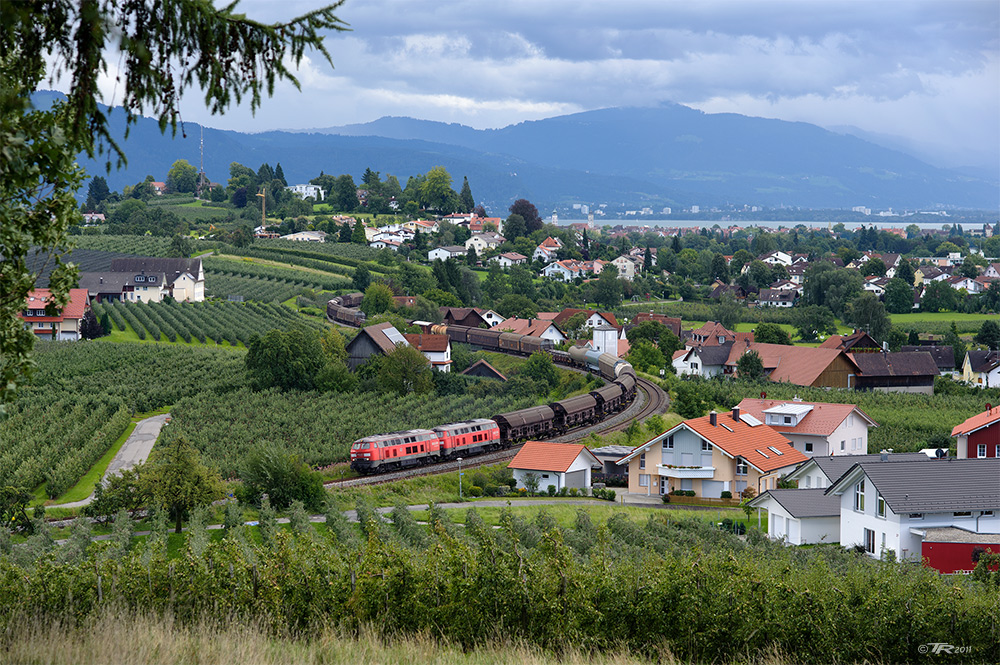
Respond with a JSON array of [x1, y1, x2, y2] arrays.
[[58, 413, 170, 508]]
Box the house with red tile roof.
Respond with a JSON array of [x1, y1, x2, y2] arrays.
[[19, 288, 91, 340], [551, 309, 621, 336], [818, 330, 880, 352], [632, 312, 682, 337], [952, 405, 1000, 460], [508, 441, 600, 493], [617, 407, 808, 498], [532, 236, 563, 263], [495, 317, 566, 343], [403, 333, 452, 372], [736, 398, 878, 457]]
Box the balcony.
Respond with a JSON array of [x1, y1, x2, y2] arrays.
[[657, 464, 715, 479]]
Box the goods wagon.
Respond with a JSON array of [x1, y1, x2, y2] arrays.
[[550, 394, 599, 432], [493, 406, 555, 441], [498, 332, 523, 353], [591, 383, 625, 416], [467, 327, 503, 350]]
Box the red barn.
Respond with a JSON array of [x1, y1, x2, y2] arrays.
[[920, 528, 1000, 574], [952, 405, 1000, 460]]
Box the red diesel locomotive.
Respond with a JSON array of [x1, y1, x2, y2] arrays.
[[350, 418, 501, 473]]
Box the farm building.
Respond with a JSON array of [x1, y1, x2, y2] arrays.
[[345, 322, 409, 371], [850, 351, 938, 394]]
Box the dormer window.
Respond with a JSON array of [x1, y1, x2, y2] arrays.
[[135, 275, 145, 283], [783, 416, 792, 424]]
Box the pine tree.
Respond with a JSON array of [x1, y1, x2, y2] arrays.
[[351, 218, 367, 244], [459, 176, 475, 213], [274, 163, 287, 186]]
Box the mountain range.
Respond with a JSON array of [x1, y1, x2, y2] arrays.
[[46, 92, 995, 212]]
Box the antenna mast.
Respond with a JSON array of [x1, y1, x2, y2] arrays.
[[256, 187, 266, 227]]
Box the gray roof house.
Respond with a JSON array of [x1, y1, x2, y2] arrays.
[[826, 458, 1000, 565], [345, 322, 409, 370], [748, 488, 841, 545], [785, 452, 930, 489]]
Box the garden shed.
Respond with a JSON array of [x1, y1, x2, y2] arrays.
[[508, 441, 600, 493]]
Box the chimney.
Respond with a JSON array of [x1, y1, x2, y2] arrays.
[[732, 406, 740, 422], [880, 449, 888, 462], [710, 411, 717, 427], [99, 277, 103, 284]]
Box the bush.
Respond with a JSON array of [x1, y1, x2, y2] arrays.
[[484, 484, 500, 497], [546, 485, 557, 497], [569, 488, 578, 497], [240, 444, 326, 510], [685, 490, 696, 497], [661, 494, 670, 504], [558, 487, 568, 497], [721, 490, 733, 499]]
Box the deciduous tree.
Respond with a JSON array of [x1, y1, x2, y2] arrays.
[[378, 344, 433, 395], [140, 436, 224, 533]]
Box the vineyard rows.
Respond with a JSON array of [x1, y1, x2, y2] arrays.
[[0, 343, 246, 499], [203, 256, 352, 291], [164, 387, 538, 476], [92, 300, 326, 346], [216, 243, 397, 278], [205, 274, 307, 303], [71, 235, 219, 256]]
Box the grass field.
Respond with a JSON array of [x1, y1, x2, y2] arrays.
[[889, 311, 997, 324], [680, 320, 854, 344]]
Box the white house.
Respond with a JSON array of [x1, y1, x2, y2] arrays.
[[369, 239, 401, 251], [493, 252, 528, 268], [474, 308, 506, 328], [611, 256, 639, 281], [465, 232, 505, 254], [509, 441, 599, 493], [542, 260, 582, 281], [428, 246, 468, 262], [281, 230, 327, 242], [827, 457, 1000, 563], [672, 346, 732, 378], [403, 333, 451, 372], [759, 251, 793, 267], [748, 489, 841, 545], [532, 237, 563, 263], [962, 350, 1000, 388], [735, 399, 878, 457], [285, 184, 325, 200]]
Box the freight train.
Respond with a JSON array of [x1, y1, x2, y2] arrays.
[[329, 302, 637, 474]]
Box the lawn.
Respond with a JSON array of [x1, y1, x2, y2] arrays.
[[680, 319, 854, 344], [889, 311, 997, 324]]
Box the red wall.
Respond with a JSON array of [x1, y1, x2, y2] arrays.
[[968, 424, 1000, 458], [922, 541, 1000, 574]]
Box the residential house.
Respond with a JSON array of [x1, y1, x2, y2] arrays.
[[461, 359, 507, 381], [493, 252, 528, 268], [862, 276, 890, 297], [786, 263, 809, 285], [509, 441, 600, 493], [465, 232, 506, 255], [392, 296, 416, 309], [532, 237, 563, 263], [850, 351, 938, 394], [747, 489, 841, 545], [962, 350, 1000, 388], [759, 250, 793, 267], [709, 283, 747, 301], [345, 322, 409, 371], [468, 216, 504, 234], [150, 181, 167, 195], [78, 271, 167, 304], [984, 262, 1000, 280], [617, 407, 809, 498], [474, 308, 506, 328], [496, 317, 567, 343], [951, 405, 1000, 460], [769, 279, 802, 294], [440, 307, 487, 328], [281, 230, 326, 242], [901, 345, 955, 375], [756, 288, 796, 307], [827, 458, 1000, 568], [726, 342, 861, 389], [403, 219, 439, 234], [82, 212, 105, 224], [403, 333, 452, 372], [285, 184, 325, 200], [611, 255, 640, 281], [672, 345, 733, 378], [687, 321, 739, 347], [428, 246, 468, 262], [369, 239, 401, 251], [736, 398, 878, 457], [19, 288, 90, 340], [107, 257, 205, 302], [542, 260, 583, 281], [819, 330, 880, 352], [551, 309, 621, 336]]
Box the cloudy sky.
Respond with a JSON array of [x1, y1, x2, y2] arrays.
[[99, 0, 1000, 169]]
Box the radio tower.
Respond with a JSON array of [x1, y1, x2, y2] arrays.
[[196, 126, 208, 198]]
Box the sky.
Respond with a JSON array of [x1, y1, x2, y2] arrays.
[[85, 0, 999, 170]]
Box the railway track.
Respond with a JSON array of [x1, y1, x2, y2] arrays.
[[325, 376, 670, 489]]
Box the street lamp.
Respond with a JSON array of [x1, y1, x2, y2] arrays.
[[457, 457, 463, 499]]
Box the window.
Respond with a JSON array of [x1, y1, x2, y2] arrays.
[[849, 415, 854, 428], [665, 435, 674, 449], [863, 528, 876, 554], [755, 449, 769, 459], [735, 459, 748, 475], [978, 444, 987, 458], [135, 275, 145, 283], [953, 512, 972, 517], [767, 446, 783, 456], [983, 511, 995, 517], [909, 513, 923, 519], [996, 445, 1000, 457], [841, 440, 846, 451], [783, 416, 792, 424], [701, 440, 712, 452], [639, 453, 645, 470], [639, 474, 649, 487], [804, 476, 811, 488], [805, 441, 813, 453], [854, 480, 865, 512], [876, 493, 885, 518]]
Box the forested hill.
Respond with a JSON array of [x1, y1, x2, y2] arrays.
[[37, 91, 997, 211]]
